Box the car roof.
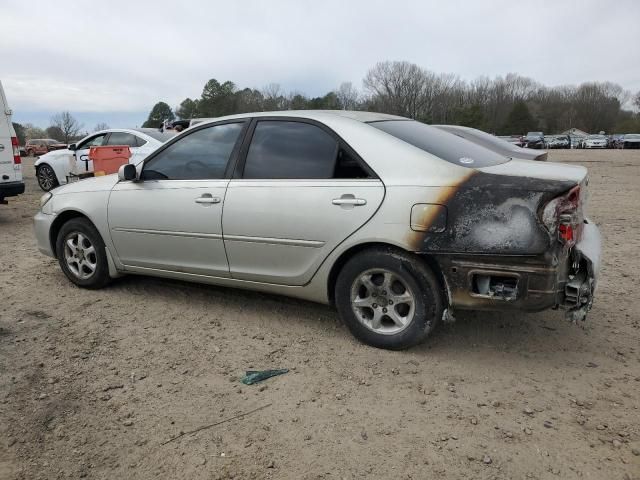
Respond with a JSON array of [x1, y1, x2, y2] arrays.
[[194, 110, 408, 126]]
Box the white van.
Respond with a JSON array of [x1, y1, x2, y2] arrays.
[[0, 80, 24, 204]]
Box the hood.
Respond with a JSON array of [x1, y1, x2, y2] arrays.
[[52, 173, 120, 194], [478, 158, 587, 185]]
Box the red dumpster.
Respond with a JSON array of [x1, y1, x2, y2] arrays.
[[89, 145, 131, 176]]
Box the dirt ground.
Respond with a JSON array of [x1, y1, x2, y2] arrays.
[[1, 150, 639, 480]]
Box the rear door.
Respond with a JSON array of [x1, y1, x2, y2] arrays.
[[0, 81, 20, 184], [223, 118, 384, 285]]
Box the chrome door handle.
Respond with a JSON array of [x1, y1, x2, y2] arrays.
[[332, 194, 367, 208], [195, 194, 221, 204]]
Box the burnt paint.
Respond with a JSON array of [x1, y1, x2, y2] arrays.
[[411, 171, 576, 256]]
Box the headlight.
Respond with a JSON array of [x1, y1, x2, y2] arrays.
[[40, 192, 53, 209]]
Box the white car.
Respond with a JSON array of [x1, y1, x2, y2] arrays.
[[34, 128, 175, 191], [582, 134, 607, 149]]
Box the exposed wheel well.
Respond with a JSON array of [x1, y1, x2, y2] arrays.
[[49, 211, 93, 256], [326, 242, 447, 306]]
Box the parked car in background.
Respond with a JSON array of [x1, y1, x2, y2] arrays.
[[434, 125, 547, 161], [523, 131, 545, 149], [582, 134, 607, 149], [607, 134, 621, 149], [34, 111, 601, 350], [570, 136, 584, 149], [546, 135, 570, 149], [25, 138, 67, 157], [34, 128, 175, 191], [614, 133, 640, 149], [0, 80, 24, 204]]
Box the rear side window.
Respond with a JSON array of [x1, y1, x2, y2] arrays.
[[105, 132, 138, 147], [135, 136, 147, 147], [370, 120, 510, 168], [243, 121, 339, 179], [142, 122, 244, 180]]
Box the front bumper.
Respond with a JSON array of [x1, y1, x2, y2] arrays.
[[34, 211, 56, 257], [433, 219, 602, 318], [0, 181, 25, 199]]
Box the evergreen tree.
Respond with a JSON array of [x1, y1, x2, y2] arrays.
[[503, 100, 537, 134], [142, 102, 175, 128]]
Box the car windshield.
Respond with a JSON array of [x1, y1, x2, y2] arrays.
[[588, 135, 605, 139], [369, 120, 510, 168], [526, 132, 543, 137], [625, 134, 640, 139]]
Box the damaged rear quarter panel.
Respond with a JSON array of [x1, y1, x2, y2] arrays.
[[410, 171, 576, 255]]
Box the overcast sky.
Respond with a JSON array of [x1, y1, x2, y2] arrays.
[[2, 0, 639, 129]]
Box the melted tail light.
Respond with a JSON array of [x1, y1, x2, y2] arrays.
[[542, 185, 582, 247]]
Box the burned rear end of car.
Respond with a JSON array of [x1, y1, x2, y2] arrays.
[[411, 169, 599, 322]]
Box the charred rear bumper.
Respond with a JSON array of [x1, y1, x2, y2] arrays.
[[429, 219, 601, 318], [564, 219, 601, 322]]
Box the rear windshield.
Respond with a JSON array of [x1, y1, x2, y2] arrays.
[[369, 120, 510, 168]]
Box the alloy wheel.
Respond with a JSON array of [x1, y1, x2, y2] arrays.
[[63, 232, 97, 280], [37, 166, 56, 191], [350, 268, 416, 335]]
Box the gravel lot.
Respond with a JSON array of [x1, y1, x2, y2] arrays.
[[1, 150, 639, 479]]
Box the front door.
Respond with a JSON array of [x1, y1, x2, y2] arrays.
[[223, 119, 384, 286], [108, 121, 246, 277]]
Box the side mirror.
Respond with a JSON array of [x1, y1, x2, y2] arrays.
[[118, 164, 137, 181], [68, 144, 76, 151]]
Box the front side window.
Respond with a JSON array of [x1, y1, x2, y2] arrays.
[[142, 122, 244, 180], [105, 132, 138, 147], [243, 121, 339, 179]]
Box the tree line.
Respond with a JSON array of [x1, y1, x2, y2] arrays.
[[143, 60, 640, 135]]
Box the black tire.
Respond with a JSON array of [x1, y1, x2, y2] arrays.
[[36, 164, 59, 191], [55, 218, 111, 289], [335, 247, 443, 350]]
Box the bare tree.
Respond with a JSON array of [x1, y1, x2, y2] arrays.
[[261, 83, 286, 110], [94, 122, 110, 132], [364, 61, 430, 119], [335, 82, 359, 110], [50, 112, 83, 143]]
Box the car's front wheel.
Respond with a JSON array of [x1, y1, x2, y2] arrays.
[[335, 248, 443, 350], [36, 164, 59, 191], [55, 218, 111, 289]]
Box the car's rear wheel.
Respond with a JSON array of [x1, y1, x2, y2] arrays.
[[55, 218, 111, 289], [335, 248, 443, 350], [36, 164, 59, 191]]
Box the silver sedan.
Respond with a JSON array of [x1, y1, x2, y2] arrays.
[[34, 111, 601, 349]]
